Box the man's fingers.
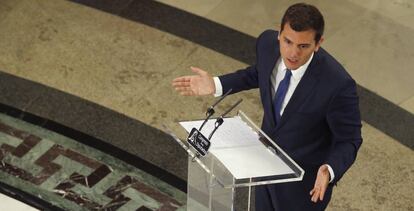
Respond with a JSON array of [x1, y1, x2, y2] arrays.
[[319, 192, 324, 201], [311, 184, 326, 203], [179, 90, 195, 96], [172, 76, 191, 83], [172, 80, 191, 88], [175, 86, 193, 92], [310, 185, 326, 202], [172, 67, 213, 96], [174, 85, 196, 96], [309, 189, 315, 195], [309, 164, 330, 203], [319, 186, 326, 201], [311, 188, 320, 203]]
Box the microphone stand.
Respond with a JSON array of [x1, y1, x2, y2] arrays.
[[187, 89, 242, 161], [198, 88, 232, 131], [208, 99, 243, 140]]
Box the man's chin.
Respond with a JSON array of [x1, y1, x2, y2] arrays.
[[286, 65, 300, 70], [284, 59, 301, 70]]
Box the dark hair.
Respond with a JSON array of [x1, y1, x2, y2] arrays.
[[281, 3, 325, 42]]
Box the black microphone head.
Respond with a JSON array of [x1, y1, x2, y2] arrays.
[[206, 107, 215, 117], [215, 117, 224, 127]]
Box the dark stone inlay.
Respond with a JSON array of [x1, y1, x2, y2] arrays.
[[71, 0, 134, 14], [53, 163, 134, 209], [0, 121, 41, 141], [117, 0, 255, 64], [137, 206, 153, 211], [54, 181, 75, 191], [0, 180, 65, 211], [34, 144, 108, 185], [0, 118, 183, 210], [357, 86, 414, 148], [0, 71, 187, 192], [69, 0, 414, 149], [69, 164, 112, 187], [0, 162, 35, 182], [0, 119, 112, 187], [0, 144, 14, 160], [34, 145, 67, 184], [54, 174, 183, 210], [63, 148, 102, 169], [54, 184, 103, 210], [101, 194, 131, 210], [0, 121, 41, 158], [105, 176, 182, 210], [11, 135, 39, 158]]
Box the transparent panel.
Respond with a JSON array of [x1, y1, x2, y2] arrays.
[[187, 154, 234, 211], [164, 110, 305, 210], [187, 155, 210, 211], [177, 110, 304, 188]]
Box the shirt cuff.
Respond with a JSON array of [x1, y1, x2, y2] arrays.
[[213, 77, 223, 97], [326, 164, 335, 183]]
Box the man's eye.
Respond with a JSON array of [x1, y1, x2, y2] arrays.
[[300, 45, 309, 49]]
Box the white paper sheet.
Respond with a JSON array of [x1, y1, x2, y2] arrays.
[[180, 116, 259, 149], [180, 116, 295, 179]]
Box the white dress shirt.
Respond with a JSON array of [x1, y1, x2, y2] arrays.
[[271, 54, 311, 115], [213, 53, 335, 182]]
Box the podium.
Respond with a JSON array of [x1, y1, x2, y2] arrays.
[[164, 111, 304, 211]]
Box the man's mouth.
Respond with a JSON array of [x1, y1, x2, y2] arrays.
[[287, 58, 298, 64]]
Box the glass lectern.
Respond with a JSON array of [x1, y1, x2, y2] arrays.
[[164, 111, 304, 211]]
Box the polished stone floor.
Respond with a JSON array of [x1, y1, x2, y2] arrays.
[[0, 112, 185, 210], [0, 0, 413, 210]]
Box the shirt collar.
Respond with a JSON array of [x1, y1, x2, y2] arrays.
[[281, 52, 314, 80]]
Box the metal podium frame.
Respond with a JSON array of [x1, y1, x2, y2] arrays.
[[164, 110, 304, 211]]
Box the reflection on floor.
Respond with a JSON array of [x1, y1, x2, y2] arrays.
[[0, 113, 185, 210]]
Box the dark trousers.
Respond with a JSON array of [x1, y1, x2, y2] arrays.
[[255, 167, 333, 211]]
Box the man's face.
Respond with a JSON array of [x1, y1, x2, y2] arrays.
[[278, 23, 323, 70]]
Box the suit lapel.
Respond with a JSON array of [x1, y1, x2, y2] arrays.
[[262, 44, 280, 129], [275, 52, 322, 130]]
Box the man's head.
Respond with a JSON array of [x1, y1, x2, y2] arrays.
[[278, 3, 325, 70]]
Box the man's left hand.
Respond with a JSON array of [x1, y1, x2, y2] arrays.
[[309, 164, 330, 203]]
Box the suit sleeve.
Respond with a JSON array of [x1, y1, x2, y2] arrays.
[[325, 79, 363, 184], [218, 65, 259, 95]]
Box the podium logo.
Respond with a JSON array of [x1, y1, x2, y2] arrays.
[[187, 128, 211, 156]]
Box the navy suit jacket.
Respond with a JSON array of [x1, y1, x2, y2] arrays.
[[219, 30, 362, 210]]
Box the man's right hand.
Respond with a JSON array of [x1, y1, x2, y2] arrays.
[[172, 66, 216, 96]]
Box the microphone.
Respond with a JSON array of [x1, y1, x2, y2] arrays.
[[198, 88, 233, 131], [187, 90, 242, 158], [207, 99, 243, 140]]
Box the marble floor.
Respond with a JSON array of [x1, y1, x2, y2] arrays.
[[0, 112, 185, 210], [0, 0, 413, 210]]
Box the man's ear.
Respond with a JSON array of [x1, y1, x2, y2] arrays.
[[314, 37, 324, 52]]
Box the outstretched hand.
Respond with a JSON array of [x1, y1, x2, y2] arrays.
[[310, 164, 330, 203], [172, 66, 215, 96]]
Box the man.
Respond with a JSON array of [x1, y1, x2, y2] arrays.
[[172, 3, 362, 211]]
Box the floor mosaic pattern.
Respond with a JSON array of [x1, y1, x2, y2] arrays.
[[0, 112, 186, 210]]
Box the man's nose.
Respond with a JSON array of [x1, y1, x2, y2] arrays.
[[290, 46, 301, 58]]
